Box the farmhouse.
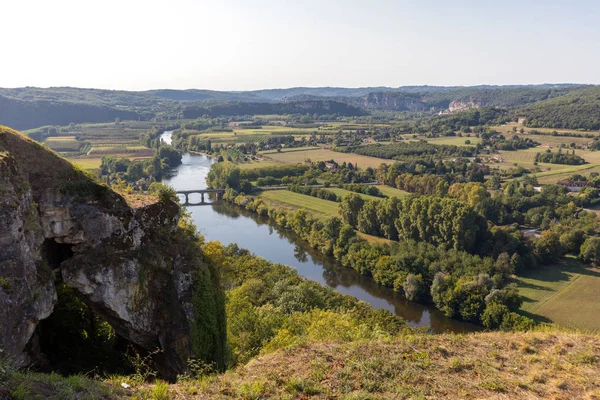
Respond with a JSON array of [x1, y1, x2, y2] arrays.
[[557, 180, 590, 192]]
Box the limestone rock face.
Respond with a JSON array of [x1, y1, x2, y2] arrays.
[[0, 155, 55, 366], [0, 128, 222, 381]]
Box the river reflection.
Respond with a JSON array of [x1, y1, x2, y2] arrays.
[[162, 140, 478, 333]]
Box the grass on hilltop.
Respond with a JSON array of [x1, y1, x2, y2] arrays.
[[157, 331, 600, 399], [8, 330, 600, 399]]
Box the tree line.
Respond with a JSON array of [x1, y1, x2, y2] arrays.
[[220, 189, 533, 330]]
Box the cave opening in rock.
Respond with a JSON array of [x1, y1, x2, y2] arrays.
[[34, 283, 138, 376], [41, 239, 73, 270]]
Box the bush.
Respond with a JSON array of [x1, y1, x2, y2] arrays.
[[481, 303, 510, 329], [500, 312, 535, 331], [148, 182, 178, 203]]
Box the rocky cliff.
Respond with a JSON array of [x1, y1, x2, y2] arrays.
[[0, 127, 225, 381]]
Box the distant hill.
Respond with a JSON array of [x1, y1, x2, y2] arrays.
[[0, 84, 593, 130], [0, 95, 143, 131], [518, 86, 600, 130], [182, 99, 368, 118]]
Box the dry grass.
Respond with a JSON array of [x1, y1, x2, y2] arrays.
[[152, 331, 600, 399], [11, 331, 600, 399], [264, 148, 390, 169], [71, 157, 103, 169], [426, 136, 482, 146], [88, 146, 154, 156]]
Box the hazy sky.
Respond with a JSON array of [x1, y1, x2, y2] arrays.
[[2, 0, 599, 90]]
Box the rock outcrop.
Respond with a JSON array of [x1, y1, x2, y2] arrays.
[[0, 127, 225, 381]]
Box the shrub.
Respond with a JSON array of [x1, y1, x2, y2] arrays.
[[148, 182, 178, 203]]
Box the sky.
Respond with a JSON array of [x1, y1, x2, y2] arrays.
[[1, 0, 599, 91]]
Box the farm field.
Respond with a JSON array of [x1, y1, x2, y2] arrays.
[[425, 136, 481, 146], [516, 258, 600, 331], [377, 185, 411, 198], [264, 147, 390, 169], [492, 123, 600, 137], [257, 190, 391, 245], [328, 188, 382, 202], [534, 165, 600, 184], [71, 157, 103, 169], [258, 190, 339, 217], [260, 146, 321, 154], [44, 136, 85, 151], [237, 160, 284, 170], [29, 120, 167, 168], [88, 145, 154, 157], [485, 145, 600, 184]]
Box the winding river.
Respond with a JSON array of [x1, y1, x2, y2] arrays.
[[161, 132, 478, 333]]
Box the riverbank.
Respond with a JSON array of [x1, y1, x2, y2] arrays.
[[218, 188, 530, 331], [161, 145, 478, 333]]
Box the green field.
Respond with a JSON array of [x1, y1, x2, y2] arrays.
[[516, 258, 600, 331], [328, 188, 382, 202], [236, 160, 284, 170], [265, 147, 390, 169], [258, 190, 339, 217], [257, 189, 391, 245], [260, 146, 321, 154], [377, 185, 411, 199], [492, 123, 600, 137]]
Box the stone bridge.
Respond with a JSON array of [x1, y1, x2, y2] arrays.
[[176, 189, 226, 206]]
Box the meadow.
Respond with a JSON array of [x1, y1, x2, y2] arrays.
[[328, 187, 382, 202], [492, 122, 600, 137], [264, 147, 390, 169], [425, 136, 481, 146], [256, 189, 394, 245], [258, 190, 339, 217], [516, 258, 600, 331], [377, 185, 411, 198]]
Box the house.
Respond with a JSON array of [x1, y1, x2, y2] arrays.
[[557, 180, 590, 192]]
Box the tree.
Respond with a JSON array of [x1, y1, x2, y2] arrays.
[[494, 252, 514, 277], [579, 236, 600, 264], [207, 162, 241, 189], [357, 200, 380, 235], [338, 193, 364, 228], [404, 274, 426, 302]]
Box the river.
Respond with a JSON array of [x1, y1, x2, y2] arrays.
[[161, 132, 477, 333]]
